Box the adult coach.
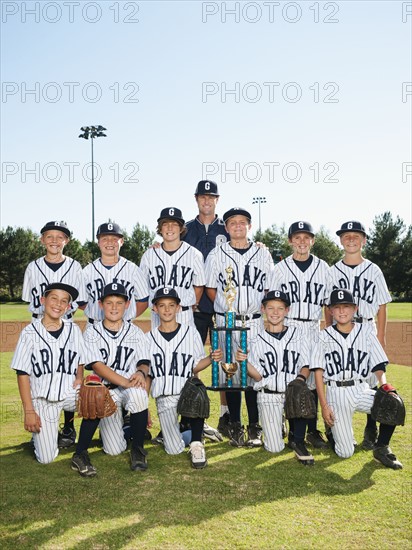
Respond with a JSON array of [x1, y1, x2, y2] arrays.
[[183, 180, 231, 435]]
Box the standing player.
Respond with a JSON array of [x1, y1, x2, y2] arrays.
[[327, 221, 392, 450], [11, 283, 84, 464], [236, 291, 314, 465], [183, 180, 231, 437], [268, 221, 332, 449], [72, 282, 150, 476], [312, 289, 402, 469], [205, 207, 274, 447], [145, 287, 222, 469], [140, 208, 205, 329], [22, 220, 86, 448], [81, 222, 149, 324]]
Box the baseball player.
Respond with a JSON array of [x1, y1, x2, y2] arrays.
[[205, 207, 275, 447], [183, 180, 231, 437], [268, 221, 332, 449], [80, 222, 149, 324], [72, 282, 150, 476], [145, 287, 222, 469], [22, 220, 86, 447], [326, 221, 392, 450], [236, 291, 314, 465], [140, 208, 205, 329], [11, 283, 84, 464], [311, 289, 402, 469]]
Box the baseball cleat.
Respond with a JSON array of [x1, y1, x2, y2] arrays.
[[373, 445, 403, 470], [189, 441, 207, 469], [152, 431, 164, 446], [130, 446, 148, 471], [290, 441, 315, 466], [325, 426, 335, 452], [246, 423, 263, 447], [58, 426, 76, 448], [203, 423, 223, 443], [228, 421, 246, 447], [217, 412, 231, 438], [71, 451, 97, 477], [306, 430, 328, 449], [361, 426, 378, 451]]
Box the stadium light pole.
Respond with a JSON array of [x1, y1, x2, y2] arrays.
[[78, 125, 107, 242], [252, 196, 267, 234]]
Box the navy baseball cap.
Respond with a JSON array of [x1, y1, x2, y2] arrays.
[[329, 289, 356, 306], [152, 287, 181, 304], [157, 207, 185, 225], [288, 221, 315, 239], [336, 221, 367, 237], [195, 180, 219, 196], [96, 222, 123, 238], [223, 207, 252, 224], [40, 221, 71, 238], [101, 282, 129, 300], [43, 283, 78, 302], [262, 290, 291, 307]]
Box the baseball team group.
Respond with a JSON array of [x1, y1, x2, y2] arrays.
[[11, 179, 405, 477]]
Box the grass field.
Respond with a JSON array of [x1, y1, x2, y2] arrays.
[[0, 352, 411, 549], [0, 302, 411, 322]]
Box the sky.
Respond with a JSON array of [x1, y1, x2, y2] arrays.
[[1, 0, 411, 245]]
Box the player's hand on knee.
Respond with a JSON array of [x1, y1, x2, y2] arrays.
[[321, 404, 335, 427], [24, 410, 41, 433]]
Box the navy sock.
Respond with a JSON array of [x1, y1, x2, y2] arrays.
[[130, 410, 148, 450], [226, 391, 241, 423], [245, 389, 259, 424], [376, 424, 395, 447], [75, 418, 100, 454]]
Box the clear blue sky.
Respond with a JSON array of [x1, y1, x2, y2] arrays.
[[1, 1, 411, 243]]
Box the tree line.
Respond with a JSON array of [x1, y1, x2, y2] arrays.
[[0, 212, 410, 301]]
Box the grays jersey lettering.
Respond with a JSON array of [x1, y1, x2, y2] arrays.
[[83, 257, 148, 321], [83, 321, 149, 378], [146, 324, 206, 398], [206, 242, 274, 315], [10, 320, 85, 401], [330, 260, 392, 317], [310, 324, 388, 381], [268, 255, 332, 321], [22, 257, 86, 316], [248, 327, 310, 392], [140, 242, 205, 307]]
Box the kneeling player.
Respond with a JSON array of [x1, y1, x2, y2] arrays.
[[311, 289, 403, 469], [236, 291, 315, 466], [145, 287, 222, 469], [72, 282, 150, 477], [11, 283, 84, 464]]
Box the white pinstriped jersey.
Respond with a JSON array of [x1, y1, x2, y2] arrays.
[[329, 259, 392, 317], [146, 324, 206, 398], [248, 327, 310, 392], [310, 324, 388, 382], [83, 257, 149, 322], [140, 243, 205, 307], [22, 257, 86, 317], [83, 321, 149, 377], [268, 255, 332, 321], [205, 242, 274, 314], [10, 320, 85, 401]]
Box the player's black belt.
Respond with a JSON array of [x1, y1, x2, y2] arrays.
[[215, 312, 261, 320], [106, 383, 118, 390], [288, 317, 315, 323], [262, 388, 283, 394], [181, 306, 190, 311], [33, 313, 72, 319], [326, 379, 364, 387], [353, 317, 373, 323]]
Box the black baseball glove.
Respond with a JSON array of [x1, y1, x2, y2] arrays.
[[284, 378, 316, 420], [177, 377, 210, 419], [371, 387, 406, 426]]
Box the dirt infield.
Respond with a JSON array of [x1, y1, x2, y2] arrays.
[[1, 320, 410, 366]]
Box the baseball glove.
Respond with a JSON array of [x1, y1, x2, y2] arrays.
[[177, 377, 210, 419], [77, 374, 117, 420], [284, 378, 316, 420], [371, 387, 406, 426]]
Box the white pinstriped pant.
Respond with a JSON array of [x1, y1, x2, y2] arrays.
[[326, 381, 375, 458], [100, 387, 148, 456], [32, 393, 76, 464], [156, 395, 185, 455], [257, 392, 286, 453]]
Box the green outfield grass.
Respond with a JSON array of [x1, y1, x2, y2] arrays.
[[0, 302, 411, 323], [0, 352, 411, 550]]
